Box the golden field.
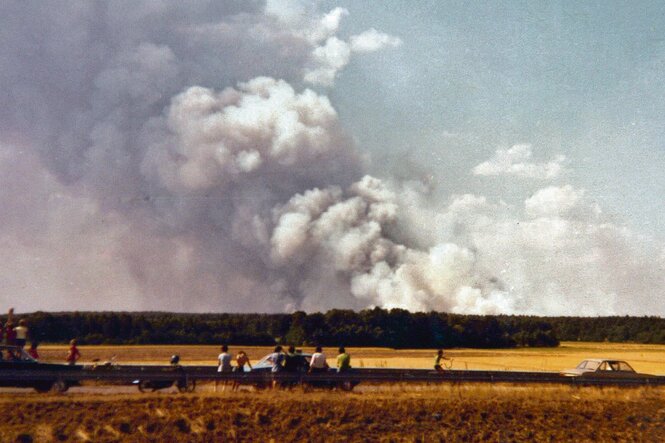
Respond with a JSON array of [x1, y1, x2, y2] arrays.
[[1, 385, 663, 442], [35, 341, 665, 374], [3, 342, 662, 442]]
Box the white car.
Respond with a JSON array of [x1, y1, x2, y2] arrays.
[[560, 359, 652, 378]]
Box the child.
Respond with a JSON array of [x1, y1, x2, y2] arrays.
[[28, 342, 39, 360], [66, 339, 81, 365]]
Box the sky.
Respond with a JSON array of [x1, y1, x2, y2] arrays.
[[1, 1, 664, 316]]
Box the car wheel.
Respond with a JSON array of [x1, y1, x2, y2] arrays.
[[177, 378, 196, 393], [51, 379, 69, 393], [33, 381, 53, 393], [338, 380, 354, 392], [137, 380, 151, 393]]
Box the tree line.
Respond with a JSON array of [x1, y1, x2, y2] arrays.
[[4, 309, 663, 348]]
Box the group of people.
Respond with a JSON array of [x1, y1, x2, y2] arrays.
[[1, 308, 81, 365], [1, 308, 38, 360], [215, 344, 352, 390]]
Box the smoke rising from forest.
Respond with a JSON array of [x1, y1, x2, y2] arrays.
[[1, 1, 663, 315]]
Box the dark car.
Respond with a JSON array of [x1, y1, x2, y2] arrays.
[[0, 345, 81, 392], [249, 352, 357, 391], [560, 359, 654, 379]]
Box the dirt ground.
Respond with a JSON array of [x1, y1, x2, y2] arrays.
[[1, 385, 663, 442]]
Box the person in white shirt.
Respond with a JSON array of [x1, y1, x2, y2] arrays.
[[218, 344, 232, 372], [216, 344, 232, 392], [308, 346, 328, 373], [14, 319, 29, 349]]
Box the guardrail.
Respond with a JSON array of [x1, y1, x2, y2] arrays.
[[2, 365, 665, 389]]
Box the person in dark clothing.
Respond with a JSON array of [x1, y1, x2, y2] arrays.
[[283, 345, 300, 372]]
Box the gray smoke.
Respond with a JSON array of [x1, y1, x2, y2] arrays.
[[1, 1, 663, 315]]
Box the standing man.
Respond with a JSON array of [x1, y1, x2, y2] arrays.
[[216, 344, 233, 392], [14, 319, 29, 350], [336, 347, 351, 372], [218, 345, 233, 372], [268, 345, 284, 389]]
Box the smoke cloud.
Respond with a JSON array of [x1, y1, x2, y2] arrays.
[[1, 1, 663, 315]]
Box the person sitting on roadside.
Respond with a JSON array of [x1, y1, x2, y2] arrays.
[[434, 349, 451, 373], [336, 346, 351, 373], [28, 341, 39, 360], [14, 319, 29, 349], [66, 339, 81, 365], [308, 346, 328, 373]]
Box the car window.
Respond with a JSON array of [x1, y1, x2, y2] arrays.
[[617, 362, 635, 372], [585, 361, 600, 370], [598, 362, 608, 370], [576, 361, 588, 369]]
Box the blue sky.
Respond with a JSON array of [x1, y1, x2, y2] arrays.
[[323, 0, 665, 239]]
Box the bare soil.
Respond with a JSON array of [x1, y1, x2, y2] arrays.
[[2, 385, 663, 442]]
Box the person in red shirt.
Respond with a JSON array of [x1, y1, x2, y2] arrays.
[[66, 339, 81, 365], [28, 342, 39, 360], [5, 321, 16, 346]]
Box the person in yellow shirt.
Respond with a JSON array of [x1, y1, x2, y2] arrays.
[[336, 346, 350, 372]]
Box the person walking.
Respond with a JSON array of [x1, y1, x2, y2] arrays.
[[336, 347, 351, 372], [66, 339, 81, 365]]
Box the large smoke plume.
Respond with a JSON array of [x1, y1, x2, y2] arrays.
[[1, 1, 663, 315]]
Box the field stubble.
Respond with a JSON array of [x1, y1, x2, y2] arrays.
[[1, 384, 663, 442]]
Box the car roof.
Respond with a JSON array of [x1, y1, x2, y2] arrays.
[[582, 358, 627, 363]]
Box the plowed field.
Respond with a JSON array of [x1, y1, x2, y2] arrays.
[[2, 385, 663, 442]]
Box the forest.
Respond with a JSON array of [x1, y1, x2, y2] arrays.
[[6, 308, 662, 348]]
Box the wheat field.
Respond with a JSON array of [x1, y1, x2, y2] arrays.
[[35, 341, 665, 374]]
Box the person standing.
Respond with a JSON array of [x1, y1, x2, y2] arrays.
[[66, 339, 81, 365], [14, 319, 29, 349], [309, 346, 328, 373], [218, 345, 233, 372], [268, 345, 284, 389], [235, 350, 252, 372], [336, 347, 351, 372], [283, 345, 300, 372], [28, 342, 40, 360], [232, 350, 252, 391], [216, 344, 233, 392]]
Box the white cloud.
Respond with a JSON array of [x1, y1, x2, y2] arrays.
[[302, 9, 401, 86], [349, 28, 403, 53], [473, 144, 566, 179]]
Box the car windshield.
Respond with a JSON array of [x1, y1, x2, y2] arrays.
[[577, 360, 600, 370]]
